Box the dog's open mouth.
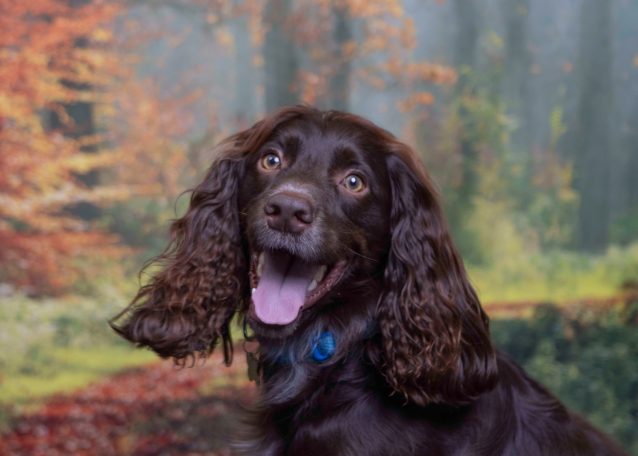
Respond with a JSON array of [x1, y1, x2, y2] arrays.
[[250, 250, 347, 326]]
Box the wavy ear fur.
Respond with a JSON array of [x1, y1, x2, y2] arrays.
[[110, 138, 248, 365], [111, 106, 315, 365], [378, 144, 498, 406]]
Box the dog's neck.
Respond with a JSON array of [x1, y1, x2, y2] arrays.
[[254, 293, 377, 358], [247, 295, 380, 405]]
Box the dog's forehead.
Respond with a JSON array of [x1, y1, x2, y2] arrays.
[[273, 117, 381, 169]]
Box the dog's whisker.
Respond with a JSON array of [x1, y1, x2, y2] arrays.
[[345, 246, 378, 263]]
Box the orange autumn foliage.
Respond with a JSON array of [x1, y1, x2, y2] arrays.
[[0, 0, 124, 294], [104, 78, 201, 204]]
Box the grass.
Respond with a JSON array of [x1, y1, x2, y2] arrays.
[[0, 345, 156, 407], [0, 287, 160, 410], [468, 244, 638, 304], [470, 263, 617, 303]]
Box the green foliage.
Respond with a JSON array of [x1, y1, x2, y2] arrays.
[[611, 207, 638, 246], [470, 241, 638, 303], [0, 288, 150, 402], [417, 68, 513, 263], [492, 304, 638, 454], [549, 106, 567, 149], [1, 346, 155, 406], [416, 67, 579, 264]]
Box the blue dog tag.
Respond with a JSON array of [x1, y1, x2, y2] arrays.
[[311, 331, 336, 363]]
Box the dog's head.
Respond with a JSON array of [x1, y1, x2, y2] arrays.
[[240, 109, 393, 337], [111, 105, 497, 405]]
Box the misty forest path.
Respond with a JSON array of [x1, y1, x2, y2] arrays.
[[1, 352, 255, 456]]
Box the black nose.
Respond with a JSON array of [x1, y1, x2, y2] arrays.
[[265, 192, 315, 234]]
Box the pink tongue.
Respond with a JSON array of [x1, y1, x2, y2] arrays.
[[253, 251, 318, 325]]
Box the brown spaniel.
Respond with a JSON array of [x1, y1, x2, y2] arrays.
[[112, 106, 627, 455]]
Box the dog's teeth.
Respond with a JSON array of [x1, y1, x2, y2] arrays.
[[314, 265, 327, 283], [257, 253, 265, 277], [307, 280, 318, 292]]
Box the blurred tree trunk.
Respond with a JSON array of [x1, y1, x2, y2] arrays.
[[449, 0, 480, 246], [326, 4, 352, 111], [609, 97, 635, 231], [624, 101, 638, 211], [570, 0, 613, 251], [502, 0, 532, 152], [231, 15, 257, 125], [452, 0, 479, 70], [263, 0, 299, 112], [45, 100, 99, 222], [46, 0, 100, 221]]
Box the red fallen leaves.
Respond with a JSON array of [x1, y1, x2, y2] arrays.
[[0, 352, 256, 456]]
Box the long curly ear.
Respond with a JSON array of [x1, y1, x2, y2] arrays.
[[110, 139, 248, 366], [378, 144, 498, 406]]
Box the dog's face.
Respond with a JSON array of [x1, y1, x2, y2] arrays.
[[112, 106, 497, 406], [238, 117, 391, 335]]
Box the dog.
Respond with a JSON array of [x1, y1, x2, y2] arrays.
[[112, 105, 627, 455]]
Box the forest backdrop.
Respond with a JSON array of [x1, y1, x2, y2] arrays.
[[1, 0, 637, 454]]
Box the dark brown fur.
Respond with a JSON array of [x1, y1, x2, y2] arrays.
[[111, 106, 627, 455]]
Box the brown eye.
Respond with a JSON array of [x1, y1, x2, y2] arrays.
[[342, 174, 366, 193], [260, 152, 281, 171]]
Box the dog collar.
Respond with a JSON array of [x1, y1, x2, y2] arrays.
[[246, 329, 337, 375]]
